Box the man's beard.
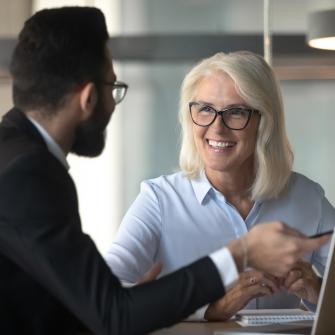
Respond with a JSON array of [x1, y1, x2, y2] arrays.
[[71, 124, 106, 157], [71, 97, 111, 157]]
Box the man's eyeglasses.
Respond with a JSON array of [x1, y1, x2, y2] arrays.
[[189, 102, 259, 130], [102, 81, 128, 105]]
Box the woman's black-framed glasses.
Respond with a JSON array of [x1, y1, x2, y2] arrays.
[[102, 81, 128, 105], [189, 101, 258, 130]]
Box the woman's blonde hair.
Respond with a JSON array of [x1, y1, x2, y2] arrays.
[[179, 51, 293, 200]]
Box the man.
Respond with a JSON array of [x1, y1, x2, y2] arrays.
[[0, 6, 329, 335]]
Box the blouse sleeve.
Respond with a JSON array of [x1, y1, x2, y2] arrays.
[[105, 181, 162, 283]]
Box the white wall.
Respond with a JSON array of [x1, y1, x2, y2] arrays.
[[0, 79, 11, 117], [0, 0, 31, 118], [283, 80, 335, 203]]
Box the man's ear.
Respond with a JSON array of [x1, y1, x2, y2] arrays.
[[79, 82, 97, 121]]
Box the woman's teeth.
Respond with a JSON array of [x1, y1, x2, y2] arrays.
[[208, 140, 235, 148]]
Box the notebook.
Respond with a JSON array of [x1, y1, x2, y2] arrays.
[[236, 309, 315, 326], [214, 228, 335, 335]]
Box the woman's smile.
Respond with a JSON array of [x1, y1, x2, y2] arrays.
[[207, 139, 237, 152]]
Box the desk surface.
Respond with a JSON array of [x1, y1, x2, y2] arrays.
[[150, 321, 240, 335]]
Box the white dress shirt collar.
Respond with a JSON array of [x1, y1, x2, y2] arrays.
[[27, 116, 70, 170], [190, 170, 213, 204], [191, 170, 262, 208]]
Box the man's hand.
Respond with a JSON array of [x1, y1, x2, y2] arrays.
[[228, 221, 330, 277]]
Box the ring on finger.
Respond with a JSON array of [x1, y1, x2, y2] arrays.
[[249, 277, 257, 285], [296, 270, 302, 278]]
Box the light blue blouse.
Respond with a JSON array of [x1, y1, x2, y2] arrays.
[[106, 171, 335, 310]]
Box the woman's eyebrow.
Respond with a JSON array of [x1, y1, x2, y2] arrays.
[[196, 101, 250, 109], [196, 100, 214, 106], [223, 103, 250, 109]]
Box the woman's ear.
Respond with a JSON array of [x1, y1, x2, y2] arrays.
[[79, 82, 97, 121]]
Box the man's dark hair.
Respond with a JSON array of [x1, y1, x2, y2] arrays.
[[10, 6, 109, 113]]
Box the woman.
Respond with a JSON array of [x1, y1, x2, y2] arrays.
[[105, 51, 335, 320]]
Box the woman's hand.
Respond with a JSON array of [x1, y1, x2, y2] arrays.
[[137, 263, 162, 284], [204, 270, 279, 321], [281, 260, 321, 305]]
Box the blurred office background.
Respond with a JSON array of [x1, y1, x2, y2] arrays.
[[1, 0, 335, 253]]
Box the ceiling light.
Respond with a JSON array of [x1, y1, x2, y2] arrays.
[[307, 9, 335, 50]]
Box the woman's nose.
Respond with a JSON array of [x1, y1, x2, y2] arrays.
[[210, 114, 229, 133]]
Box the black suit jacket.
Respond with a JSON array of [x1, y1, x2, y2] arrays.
[[0, 108, 225, 335]]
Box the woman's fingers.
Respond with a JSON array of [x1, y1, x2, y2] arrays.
[[287, 278, 305, 294], [248, 278, 276, 296], [243, 270, 280, 293], [284, 268, 303, 288], [205, 270, 278, 321], [279, 260, 321, 304]]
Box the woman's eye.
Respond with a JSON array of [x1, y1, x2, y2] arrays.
[[199, 105, 213, 113], [228, 108, 246, 117]]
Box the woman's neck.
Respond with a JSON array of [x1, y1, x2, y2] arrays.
[[205, 167, 255, 220]]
